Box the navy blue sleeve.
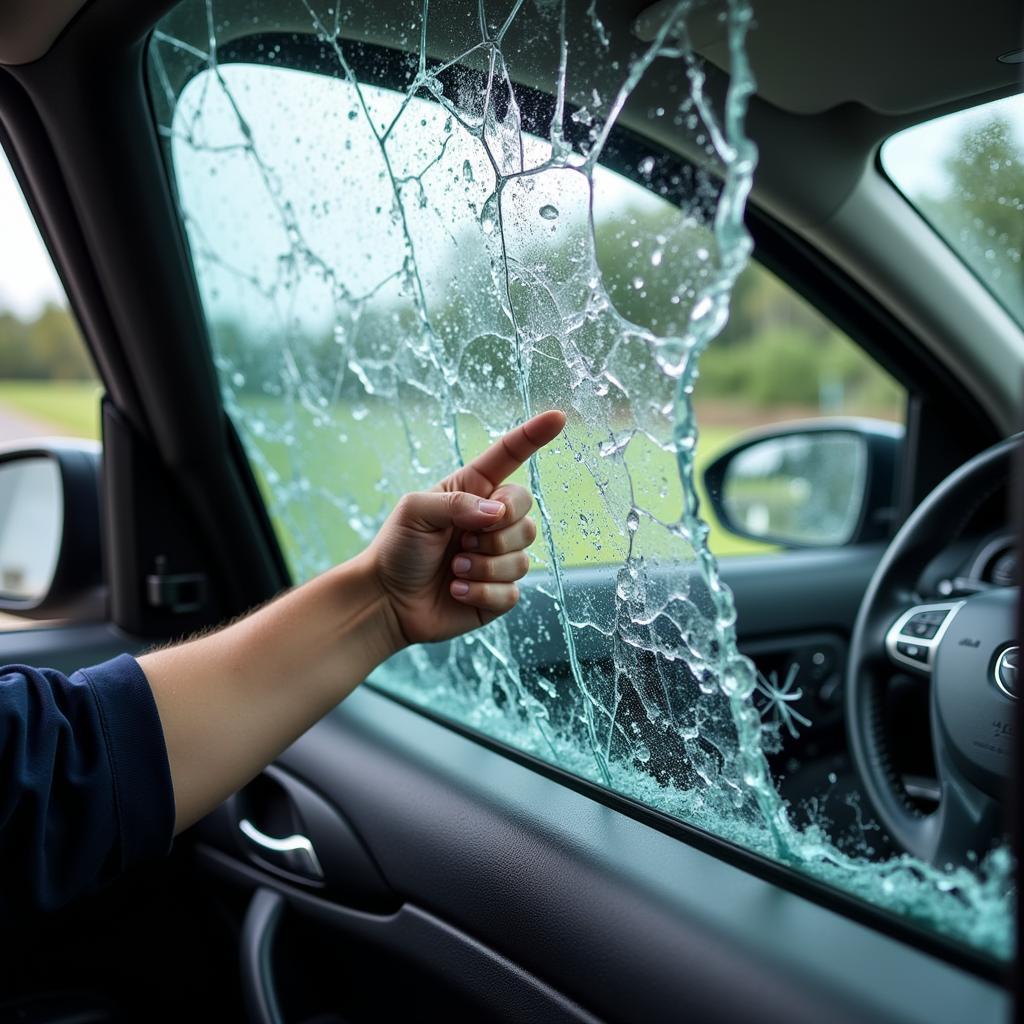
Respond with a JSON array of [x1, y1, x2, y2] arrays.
[[0, 654, 175, 916]]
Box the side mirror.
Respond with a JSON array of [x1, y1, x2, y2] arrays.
[[0, 441, 103, 619], [702, 419, 902, 549]]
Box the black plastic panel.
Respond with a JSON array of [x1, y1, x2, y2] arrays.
[[272, 686, 1007, 1024], [201, 846, 598, 1024], [0, 622, 144, 675], [721, 544, 886, 639]]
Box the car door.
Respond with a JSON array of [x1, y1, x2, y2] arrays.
[[0, 1, 1014, 1022]]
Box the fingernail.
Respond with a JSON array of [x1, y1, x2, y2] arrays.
[[451, 580, 470, 596], [453, 556, 472, 574], [464, 533, 479, 550], [479, 499, 504, 515]]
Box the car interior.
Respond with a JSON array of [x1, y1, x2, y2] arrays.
[[0, 1, 1020, 1022]]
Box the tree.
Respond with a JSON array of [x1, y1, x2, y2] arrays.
[[0, 303, 95, 380], [919, 115, 1024, 321]]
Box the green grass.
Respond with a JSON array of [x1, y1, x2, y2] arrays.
[[0, 379, 770, 566], [231, 393, 773, 577], [0, 380, 102, 439]]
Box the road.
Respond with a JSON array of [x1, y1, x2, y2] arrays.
[[0, 402, 60, 443]]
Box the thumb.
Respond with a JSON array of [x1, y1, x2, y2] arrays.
[[396, 490, 506, 532]]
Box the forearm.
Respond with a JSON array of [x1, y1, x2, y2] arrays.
[[139, 550, 403, 833]]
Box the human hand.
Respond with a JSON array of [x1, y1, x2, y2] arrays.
[[369, 410, 566, 646]]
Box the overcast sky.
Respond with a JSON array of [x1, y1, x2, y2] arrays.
[[0, 157, 66, 317]]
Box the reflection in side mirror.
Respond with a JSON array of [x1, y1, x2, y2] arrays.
[[720, 433, 866, 547], [703, 420, 902, 549], [0, 441, 102, 619], [0, 458, 63, 602]]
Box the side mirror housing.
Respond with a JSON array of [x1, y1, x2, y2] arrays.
[[702, 419, 902, 549], [0, 440, 103, 619]]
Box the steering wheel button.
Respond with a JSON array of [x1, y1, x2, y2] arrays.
[[908, 621, 939, 638], [896, 641, 927, 662]]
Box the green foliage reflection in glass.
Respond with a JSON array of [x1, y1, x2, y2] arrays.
[[883, 94, 1024, 325]]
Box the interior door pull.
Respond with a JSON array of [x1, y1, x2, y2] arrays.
[[241, 887, 286, 1024], [239, 818, 324, 879]]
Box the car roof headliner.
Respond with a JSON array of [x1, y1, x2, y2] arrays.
[[2, 0, 1021, 124], [638, 0, 1023, 118]]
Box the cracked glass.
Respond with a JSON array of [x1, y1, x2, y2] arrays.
[[150, 0, 1013, 959]]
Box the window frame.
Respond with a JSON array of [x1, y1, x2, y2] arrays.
[[146, 29, 1007, 978]]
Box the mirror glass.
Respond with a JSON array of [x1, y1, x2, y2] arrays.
[[0, 458, 62, 601], [720, 432, 867, 546]]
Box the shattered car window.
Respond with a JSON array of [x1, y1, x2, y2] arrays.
[[150, 0, 1013, 958]]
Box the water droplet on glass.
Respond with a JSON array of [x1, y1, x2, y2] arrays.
[[638, 155, 655, 177], [539, 204, 559, 221], [691, 295, 713, 320], [626, 509, 640, 533], [462, 159, 474, 182]]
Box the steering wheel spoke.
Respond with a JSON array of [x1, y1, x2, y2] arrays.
[[884, 601, 964, 674], [910, 772, 1000, 868]]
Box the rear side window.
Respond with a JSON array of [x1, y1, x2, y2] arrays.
[[150, 0, 1010, 960], [0, 151, 98, 441]]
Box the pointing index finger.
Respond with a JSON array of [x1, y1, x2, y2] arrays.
[[468, 410, 566, 488]]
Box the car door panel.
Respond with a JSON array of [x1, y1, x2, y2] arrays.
[[723, 545, 886, 640], [189, 685, 1007, 1024], [0, 541, 998, 1023]]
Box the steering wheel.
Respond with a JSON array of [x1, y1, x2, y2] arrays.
[[847, 434, 1019, 866]]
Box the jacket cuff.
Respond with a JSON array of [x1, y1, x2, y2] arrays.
[[77, 653, 176, 871]]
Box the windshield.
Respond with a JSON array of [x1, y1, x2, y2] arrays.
[[882, 92, 1024, 327]]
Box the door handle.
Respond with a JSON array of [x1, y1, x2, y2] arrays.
[[239, 818, 324, 880]]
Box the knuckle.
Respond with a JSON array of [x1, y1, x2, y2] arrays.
[[515, 551, 530, 577], [524, 517, 538, 542], [507, 485, 531, 515], [394, 493, 416, 519]]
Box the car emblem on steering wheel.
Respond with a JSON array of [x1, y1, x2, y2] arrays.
[[994, 646, 1018, 699]]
